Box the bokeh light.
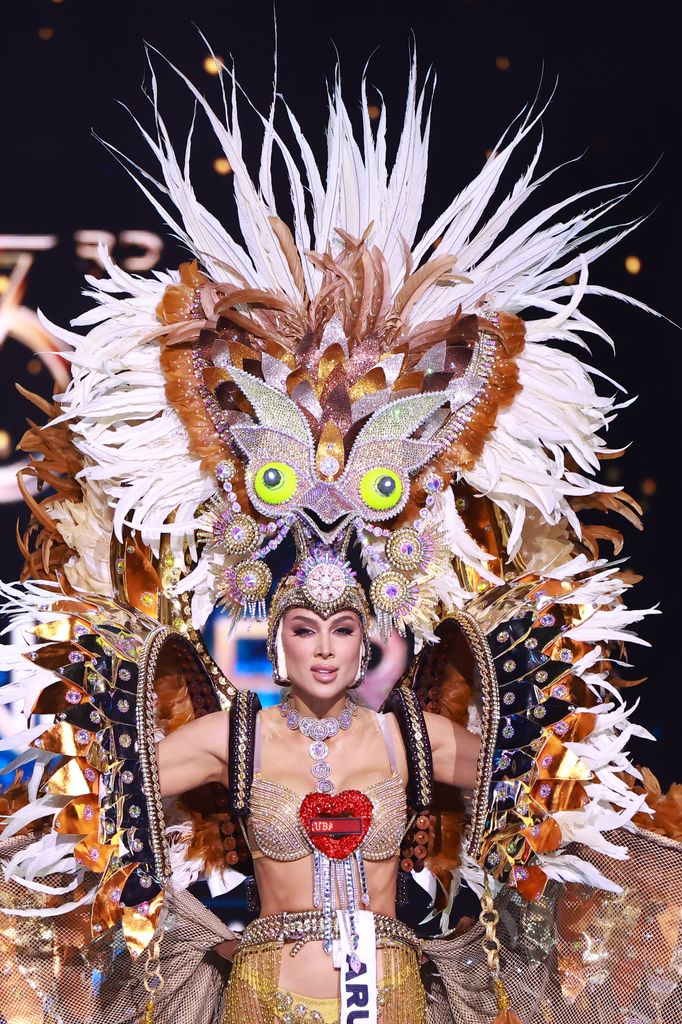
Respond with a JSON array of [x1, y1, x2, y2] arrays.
[[495, 56, 511, 71], [213, 157, 232, 175], [625, 255, 642, 274], [203, 55, 224, 76]]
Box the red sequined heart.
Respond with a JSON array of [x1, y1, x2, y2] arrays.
[[299, 790, 373, 860]]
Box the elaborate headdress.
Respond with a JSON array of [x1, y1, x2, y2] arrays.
[[1, 54, 664, 1015]]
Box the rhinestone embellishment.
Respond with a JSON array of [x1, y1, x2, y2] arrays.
[[281, 697, 356, 795]]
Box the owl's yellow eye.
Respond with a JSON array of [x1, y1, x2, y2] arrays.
[[254, 462, 298, 504], [359, 468, 403, 511]]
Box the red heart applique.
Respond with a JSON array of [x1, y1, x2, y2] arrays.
[[299, 790, 374, 860]]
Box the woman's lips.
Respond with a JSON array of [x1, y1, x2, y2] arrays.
[[310, 664, 338, 682]]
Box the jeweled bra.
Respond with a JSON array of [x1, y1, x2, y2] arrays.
[[249, 709, 408, 864]]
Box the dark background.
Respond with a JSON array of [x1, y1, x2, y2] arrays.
[[0, 0, 678, 785]]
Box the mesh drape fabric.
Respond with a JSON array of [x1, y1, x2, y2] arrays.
[[2, 826, 681, 1023]]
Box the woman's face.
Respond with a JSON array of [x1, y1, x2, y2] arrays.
[[280, 607, 364, 702]]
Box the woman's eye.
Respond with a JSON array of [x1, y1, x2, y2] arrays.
[[254, 462, 298, 504], [293, 627, 314, 636], [359, 467, 403, 511], [335, 627, 354, 636]]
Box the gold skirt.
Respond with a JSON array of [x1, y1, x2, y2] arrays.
[[223, 911, 427, 1024]]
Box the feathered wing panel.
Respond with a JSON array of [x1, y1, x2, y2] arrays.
[[0, 583, 246, 958]]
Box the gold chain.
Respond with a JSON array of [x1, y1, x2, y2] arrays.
[[479, 876, 512, 1013], [141, 938, 165, 1022]]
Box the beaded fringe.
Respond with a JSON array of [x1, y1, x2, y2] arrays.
[[378, 941, 427, 1024], [223, 942, 281, 1024], [222, 940, 426, 1024]]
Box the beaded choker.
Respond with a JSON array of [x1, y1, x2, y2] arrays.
[[280, 696, 357, 795]]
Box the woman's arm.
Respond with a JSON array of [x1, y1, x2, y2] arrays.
[[155, 709, 229, 798], [424, 711, 480, 790]]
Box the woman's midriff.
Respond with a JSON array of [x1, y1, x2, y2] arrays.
[[253, 853, 400, 998]]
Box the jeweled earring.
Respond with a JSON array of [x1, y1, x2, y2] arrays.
[[352, 641, 368, 688], [274, 622, 289, 685]]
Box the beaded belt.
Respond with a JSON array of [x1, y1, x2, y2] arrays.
[[239, 910, 422, 958]]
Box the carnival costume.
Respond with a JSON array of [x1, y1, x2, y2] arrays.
[[1, 52, 682, 1024]]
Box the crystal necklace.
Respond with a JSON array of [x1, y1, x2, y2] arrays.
[[280, 695, 357, 794]]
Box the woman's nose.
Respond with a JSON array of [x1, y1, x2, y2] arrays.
[[316, 633, 333, 658]]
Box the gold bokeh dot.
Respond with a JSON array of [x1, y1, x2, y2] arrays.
[[640, 478, 657, 496], [564, 273, 579, 285], [0, 430, 12, 459], [203, 55, 224, 76], [495, 56, 511, 71], [27, 358, 43, 376], [38, 27, 54, 40], [0, 275, 9, 295], [367, 104, 381, 121], [213, 157, 232, 175], [625, 255, 641, 275]]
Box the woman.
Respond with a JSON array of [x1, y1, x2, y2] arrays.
[[157, 588, 480, 1022]]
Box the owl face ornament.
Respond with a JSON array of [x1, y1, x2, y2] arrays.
[[226, 362, 487, 532]]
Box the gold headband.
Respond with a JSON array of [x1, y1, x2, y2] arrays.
[[266, 546, 372, 673]]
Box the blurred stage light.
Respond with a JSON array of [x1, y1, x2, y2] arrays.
[[625, 255, 642, 275], [367, 104, 381, 121], [495, 57, 511, 71], [27, 357, 42, 375], [641, 478, 657, 496], [213, 157, 232, 175], [605, 466, 621, 483], [0, 430, 11, 459], [204, 56, 224, 76], [38, 27, 54, 40], [564, 273, 578, 285], [0, 275, 9, 295]]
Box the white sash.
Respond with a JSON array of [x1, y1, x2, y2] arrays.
[[333, 909, 378, 1024]]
